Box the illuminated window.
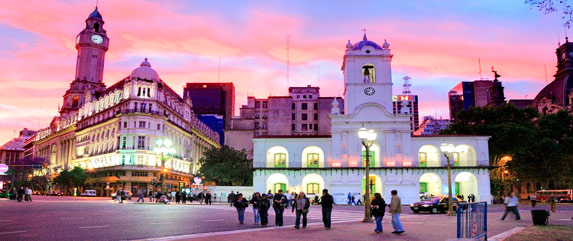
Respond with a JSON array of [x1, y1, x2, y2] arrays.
[[419, 152, 427, 167], [307, 153, 319, 168], [274, 153, 287, 168], [362, 150, 375, 167], [307, 183, 320, 195], [362, 64, 376, 83]]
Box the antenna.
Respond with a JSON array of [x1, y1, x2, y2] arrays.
[[402, 76, 411, 95], [287, 34, 291, 90], [544, 64, 548, 84], [478, 58, 482, 80]]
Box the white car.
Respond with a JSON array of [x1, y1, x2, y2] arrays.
[[80, 190, 97, 197]]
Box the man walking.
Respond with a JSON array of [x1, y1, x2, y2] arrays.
[[320, 189, 333, 230], [136, 190, 145, 203], [272, 189, 286, 226], [501, 192, 521, 221], [148, 190, 153, 203], [530, 194, 537, 208], [205, 191, 212, 205], [25, 187, 32, 202], [389, 190, 405, 234], [228, 191, 235, 207]]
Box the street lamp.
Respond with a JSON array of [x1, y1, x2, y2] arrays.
[[154, 139, 176, 193], [358, 127, 377, 223], [440, 142, 456, 216]]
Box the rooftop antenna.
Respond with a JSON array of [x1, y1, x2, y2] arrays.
[[544, 64, 548, 84], [478, 58, 483, 80], [287, 34, 291, 91], [402, 76, 411, 95]]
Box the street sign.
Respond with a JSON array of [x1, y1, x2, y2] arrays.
[[0, 164, 8, 173], [194, 177, 202, 185]]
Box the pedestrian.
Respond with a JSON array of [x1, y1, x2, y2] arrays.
[[356, 194, 363, 205], [137, 190, 145, 203], [272, 189, 286, 227], [17, 187, 24, 202], [25, 187, 32, 202], [371, 193, 386, 233], [500, 192, 521, 221], [198, 191, 204, 204], [228, 191, 235, 207], [292, 191, 310, 229], [148, 190, 153, 203], [250, 192, 262, 224], [267, 190, 273, 200], [182, 191, 187, 204], [314, 195, 319, 205], [116, 190, 123, 203], [530, 194, 536, 208], [550, 195, 557, 213], [175, 191, 181, 204], [206, 191, 212, 205], [213, 193, 217, 203], [155, 191, 161, 203], [347, 192, 352, 204], [389, 190, 405, 234], [171, 190, 176, 202], [234, 193, 248, 224], [320, 189, 333, 230], [351, 195, 356, 205], [259, 194, 271, 226]]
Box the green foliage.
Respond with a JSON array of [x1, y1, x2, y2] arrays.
[[198, 145, 253, 186], [442, 104, 573, 189], [53, 166, 89, 195]]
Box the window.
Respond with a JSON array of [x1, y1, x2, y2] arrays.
[[302, 124, 308, 131], [142, 88, 146, 97], [141, 103, 146, 112], [137, 87, 141, 96], [263, 101, 268, 108], [309, 95, 313, 99], [307, 153, 319, 167], [314, 103, 318, 110], [314, 113, 318, 120], [314, 124, 318, 130], [303, 95, 306, 99], [362, 150, 375, 167], [255, 102, 260, 108], [292, 113, 295, 120], [118, 122, 122, 129], [309, 124, 313, 130], [302, 113, 308, 120], [157, 124, 161, 130], [147, 88, 151, 97], [72, 96, 79, 107], [149, 104, 152, 113], [419, 153, 427, 167], [132, 171, 148, 177], [123, 122, 127, 128], [137, 136, 145, 149], [139, 121, 146, 128], [135, 155, 144, 165], [453, 152, 460, 167], [362, 64, 376, 83], [292, 103, 295, 110], [307, 183, 320, 195], [302, 103, 308, 110], [274, 153, 287, 167], [291, 124, 295, 131], [121, 137, 126, 149], [134, 102, 138, 112]]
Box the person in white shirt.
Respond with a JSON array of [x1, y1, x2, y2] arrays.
[[530, 194, 537, 208], [25, 187, 32, 202], [501, 192, 521, 221]]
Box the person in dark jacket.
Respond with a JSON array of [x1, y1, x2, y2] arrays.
[[175, 191, 181, 204], [228, 191, 235, 207], [259, 194, 271, 226], [148, 190, 153, 202], [250, 192, 262, 224], [234, 193, 248, 224], [17, 187, 25, 202], [371, 193, 386, 233], [320, 189, 334, 230], [273, 189, 286, 226], [292, 191, 310, 229], [205, 191, 212, 205]]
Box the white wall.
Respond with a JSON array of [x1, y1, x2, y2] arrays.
[[206, 186, 253, 202]]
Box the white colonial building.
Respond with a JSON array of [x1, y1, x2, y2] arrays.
[[252, 34, 492, 204]]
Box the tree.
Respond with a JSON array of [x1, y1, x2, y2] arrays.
[[526, 0, 573, 28], [53, 166, 89, 195], [198, 145, 253, 186]]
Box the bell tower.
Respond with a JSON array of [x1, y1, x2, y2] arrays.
[[60, 7, 108, 116], [341, 34, 393, 115]]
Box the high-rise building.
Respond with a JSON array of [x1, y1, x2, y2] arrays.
[[392, 95, 419, 132], [183, 82, 235, 144], [225, 85, 343, 157], [413, 116, 450, 136], [448, 79, 507, 120]]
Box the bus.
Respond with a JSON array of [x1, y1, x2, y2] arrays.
[[536, 189, 573, 203]]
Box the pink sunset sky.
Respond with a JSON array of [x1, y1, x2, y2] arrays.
[[0, 0, 566, 143]]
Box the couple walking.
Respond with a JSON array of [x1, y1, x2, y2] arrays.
[[370, 190, 405, 234]]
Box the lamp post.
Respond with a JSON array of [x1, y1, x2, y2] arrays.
[[440, 142, 456, 216], [153, 139, 176, 193], [358, 127, 376, 223]]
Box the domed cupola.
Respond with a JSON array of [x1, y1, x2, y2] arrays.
[[351, 34, 383, 50], [88, 7, 103, 21], [130, 58, 160, 81]]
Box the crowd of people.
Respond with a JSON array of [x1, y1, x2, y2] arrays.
[[4, 187, 33, 202], [228, 188, 406, 235]]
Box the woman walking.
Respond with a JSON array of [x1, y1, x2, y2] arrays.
[[371, 193, 386, 233], [292, 191, 310, 229], [250, 192, 262, 224], [234, 193, 249, 224]]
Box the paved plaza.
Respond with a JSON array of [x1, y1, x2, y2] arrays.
[[0, 196, 571, 240]]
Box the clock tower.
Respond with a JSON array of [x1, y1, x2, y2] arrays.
[[341, 34, 393, 115], [60, 7, 108, 116]]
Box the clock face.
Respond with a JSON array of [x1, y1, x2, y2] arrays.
[[364, 87, 375, 96], [91, 34, 103, 44]]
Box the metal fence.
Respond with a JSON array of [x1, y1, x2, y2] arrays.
[[457, 201, 487, 240]]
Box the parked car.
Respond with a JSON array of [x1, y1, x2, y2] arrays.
[[410, 196, 461, 214], [111, 191, 132, 200], [80, 190, 97, 197]]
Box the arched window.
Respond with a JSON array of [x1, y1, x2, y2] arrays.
[[72, 96, 79, 107], [93, 23, 100, 32], [362, 64, 376, 83]]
